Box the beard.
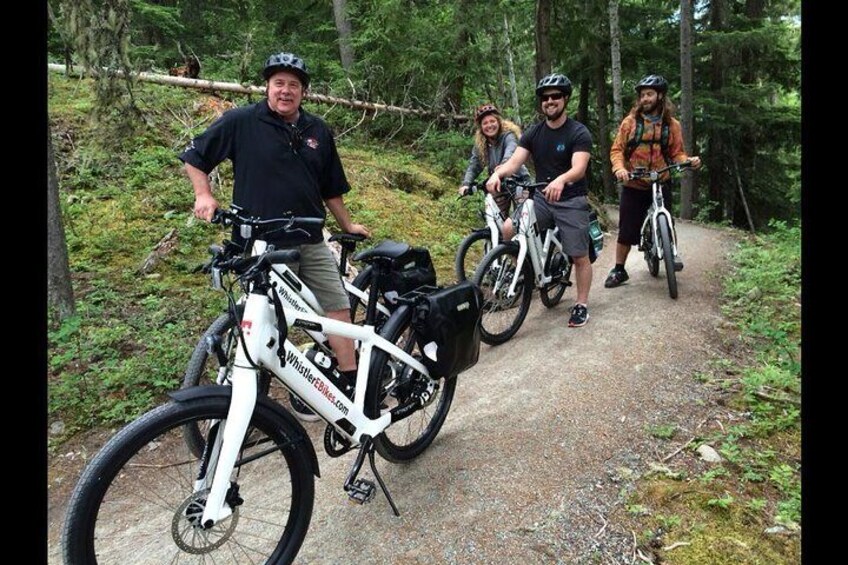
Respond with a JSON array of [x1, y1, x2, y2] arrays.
[[640, 99, 661, 115], [544, 104, 565, 121]]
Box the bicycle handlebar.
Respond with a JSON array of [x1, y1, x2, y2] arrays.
[[458, 179, 539, 200], [211, 207, 325, 231], [628, 159, 693, 181]]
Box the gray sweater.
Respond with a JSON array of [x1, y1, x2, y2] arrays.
[[462, 131, 531, 186]]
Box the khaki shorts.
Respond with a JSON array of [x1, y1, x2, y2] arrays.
[[533, 194, 591, 258], [278, 241, 350, 313]]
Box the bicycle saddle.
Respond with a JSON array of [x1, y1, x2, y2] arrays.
[[353, 240, 412, 263]]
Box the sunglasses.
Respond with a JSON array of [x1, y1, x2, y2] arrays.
[[539, 92, 565, 102]]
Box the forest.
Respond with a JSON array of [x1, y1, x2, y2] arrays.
[[48, 0, 801, 228]]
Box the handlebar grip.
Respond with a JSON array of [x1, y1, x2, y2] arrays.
[[210, 209, 233, 225]]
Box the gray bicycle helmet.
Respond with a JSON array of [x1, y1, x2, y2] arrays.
[[536, 73, 573, 97], [635, 74, 668, 94], [262, 52, 310, 87]]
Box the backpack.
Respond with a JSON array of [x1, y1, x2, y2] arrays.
[[624, 118, 671, 165]]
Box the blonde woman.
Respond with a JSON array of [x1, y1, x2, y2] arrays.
[[459, 103, 531, 216]]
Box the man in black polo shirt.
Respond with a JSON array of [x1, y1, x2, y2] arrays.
[[486, 73, 594, 328], [179, 51, 369, 420]]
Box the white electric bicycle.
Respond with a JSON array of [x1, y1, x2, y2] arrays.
[[180, 208, 394, 456], [454, 180, 524, 281], [471, 182, 576, 345], [630, 160, 693, 299], [62, 209, 479, 564]]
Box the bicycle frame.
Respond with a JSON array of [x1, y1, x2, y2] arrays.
[[199, 285, 428, 526], [504, 196, 563, 298], [231, 240, 390, 352], [639, 178, 677, 261]]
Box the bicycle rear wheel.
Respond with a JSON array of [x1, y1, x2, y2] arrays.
[[658, 215, 678, 299], [368, 306, 457, 462], [539, 248, 571, 308], [642, 222, 660, 277], [62, 396, 315, 564], [455, 230, 494, 282], [472, 244, 534, 345]]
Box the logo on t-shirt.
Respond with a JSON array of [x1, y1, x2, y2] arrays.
[[556, 142, 566, 153], [305, 137, 319, 150]]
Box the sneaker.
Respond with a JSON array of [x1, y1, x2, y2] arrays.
[[673, 254, 684, 272], [289, 393, 321, 422], [604, 268, 629, 288], [568, 303, 589, 327]]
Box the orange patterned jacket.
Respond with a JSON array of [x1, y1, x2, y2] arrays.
[[610, 113, 691, 190]]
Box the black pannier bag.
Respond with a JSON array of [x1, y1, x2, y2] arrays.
[[382, 246, 437, 296], [412, 280, 483, 378]]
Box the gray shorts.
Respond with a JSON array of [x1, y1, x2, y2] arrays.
[[533, 194, 591, 258], [278, 241, 350, 312]]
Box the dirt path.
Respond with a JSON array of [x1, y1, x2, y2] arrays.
[[47, 208, 737, 564]]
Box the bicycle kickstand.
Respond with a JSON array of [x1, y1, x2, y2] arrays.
[[343, 435, 401, 517]]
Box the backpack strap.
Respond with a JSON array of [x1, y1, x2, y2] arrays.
[[624, 119, 644, 161]]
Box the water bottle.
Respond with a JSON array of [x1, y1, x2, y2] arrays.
[[588, 214, 604, 257]]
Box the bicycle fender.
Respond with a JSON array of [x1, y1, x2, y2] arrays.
[[469, 227, 490, 236], [170, 385, 321, 478]]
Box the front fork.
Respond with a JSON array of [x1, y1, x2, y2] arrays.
[[198, 294, 267, 527], [651, 208, 677, 260]]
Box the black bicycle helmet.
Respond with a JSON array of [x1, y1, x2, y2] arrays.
[[536, 73, 573, 97], [475, 103, 500, 123], [635, 74, 668, 94], [262, 52, 310, 87]]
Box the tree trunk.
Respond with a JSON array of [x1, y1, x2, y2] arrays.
[[608, 0, 623, 124], [332, 0, 355, 73], [594, 61, 615, 199], [445, 0, 472, 113], [535, 0, 552, 82], [707, 0, 727, 222], [577, 77, 590, 125], [679, 0, 695, 219], [47, 64, 471, 123], [47, 121, 75, 322], [503, 14, 522, 126]]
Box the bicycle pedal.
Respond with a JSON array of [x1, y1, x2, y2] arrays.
[[345, 478, 376, 504]]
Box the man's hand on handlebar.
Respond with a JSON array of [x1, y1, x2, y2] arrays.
[[486, 173, 502, 194], [194, 193, 220, 222]]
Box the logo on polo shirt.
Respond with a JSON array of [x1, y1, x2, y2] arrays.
[[556, 142, 566, 152], [305, 137, 319, 150]]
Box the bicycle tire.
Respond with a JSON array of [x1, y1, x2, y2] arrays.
[[658, 215, 678, 299], [368, 306, 457, 462], [643, 223, 660, 277], [472, 244, 533, 345], [539, 247, 570, 308], [455, 230, 494, 282], [63, 396, 315, 565]]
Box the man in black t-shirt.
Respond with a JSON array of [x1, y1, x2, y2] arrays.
[[486, 73, 594, 327], [179, 52, 369, 421]]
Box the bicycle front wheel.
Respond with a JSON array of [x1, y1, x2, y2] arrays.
[[472, 244, 533, 345], [368, 306, 457, 463], [658, 215, 678, 299], [455, 230, 494, 282], [63, 396, 315, 565]]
